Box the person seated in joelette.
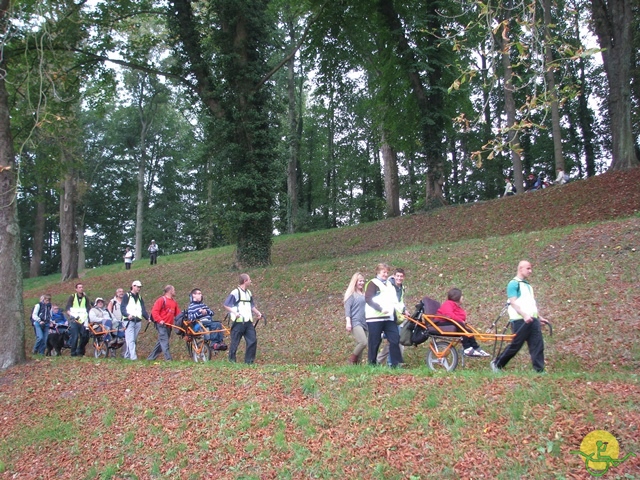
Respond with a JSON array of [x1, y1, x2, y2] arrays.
[[51, 304, 67, 326], [435, 288, 490, 358], [187, 288, 226, 350], [89, 297, 113, 343]]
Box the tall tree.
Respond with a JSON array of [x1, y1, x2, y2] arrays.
[[0, 0, 25, 369], [591, 0, 639, 169], [542, 0, 564, 172], [169, 0, 277, 266]]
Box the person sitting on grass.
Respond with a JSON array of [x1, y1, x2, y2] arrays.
[[435, 288, 490, 357], [187, 288, 226, 351]]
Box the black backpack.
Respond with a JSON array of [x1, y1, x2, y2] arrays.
[[174, 310, 187, 336], [409, 296, 441, 346]]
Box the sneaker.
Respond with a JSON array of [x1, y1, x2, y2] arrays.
[[490, 360, 501, 373], [464, 347, 483, 357], [474, 348, 491, 357]]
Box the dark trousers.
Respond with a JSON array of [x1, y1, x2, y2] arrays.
[[495, 319, 545, 372], [150, 252, 157, 265], [70, 321, 89, 356], [367, 320, 403, 367], [147, 324, 172, 361], [229, 321, 257, 364], [437, 321, 480, 350]]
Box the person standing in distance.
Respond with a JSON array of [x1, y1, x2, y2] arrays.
[[148, 285, 180, 361], [148, 240, 159, 265], [123, 246, 134, 270], [31, 294, 52, 355], [66, 283, 92, 357], [223, 274, 262, 364], [108, 287, 126, 356], [491, 260, 550, 373], [120, 280, 149, 360]]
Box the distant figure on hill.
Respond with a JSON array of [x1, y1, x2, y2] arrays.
[[503, 178, 516, 196], [344, 272, 367, 365], [524, 174, 537, 191], [148, 240, 159, 265], [123, 246, 134, 270], [554, 168, 569, 185]]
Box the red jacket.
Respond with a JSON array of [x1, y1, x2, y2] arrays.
[[151, 296, 180, 325], [435, 300, 467, 324]]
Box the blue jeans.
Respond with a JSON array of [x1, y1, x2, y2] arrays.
[[193, 319, 224, 344], [33, 321, 50, 354]]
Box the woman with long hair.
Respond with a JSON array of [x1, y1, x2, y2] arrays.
[[344, 272, 367, 364]]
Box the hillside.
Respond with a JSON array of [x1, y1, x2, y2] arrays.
[[21, 169, 640, 370], [3, 169, 639, 479]]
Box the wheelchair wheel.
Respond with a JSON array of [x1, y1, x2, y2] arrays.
[[191, 336, 211, 363], [93, 338, 108, 358], [426, 340, 459, 372]]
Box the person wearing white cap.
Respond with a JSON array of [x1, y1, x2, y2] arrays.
[[120, 280, 149, 360], [148, 240, 159, 265]]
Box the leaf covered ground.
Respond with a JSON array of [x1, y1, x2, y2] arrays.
[[3, 169, 640, 479]]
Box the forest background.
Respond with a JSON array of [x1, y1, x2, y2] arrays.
[[0, 0, 638, 369]]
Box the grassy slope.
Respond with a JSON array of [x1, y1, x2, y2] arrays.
[[2, 169, 639, 479]]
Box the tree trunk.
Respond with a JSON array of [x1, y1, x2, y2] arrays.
[[77, 213, 85, 272], [381, 129, 400, 217], [286, 16, 300, 234], [578, 57, 597, 177], [59, 162, 79, 282], [496, 21, 525, 193], [170, 0, 275, 267], [591, 0, 639, 170], [135, 100, 150, 260], [375, 0, 446, 206], [29, 195, 45, 278], [0, 8, 26, 367], [542, 0, 564, 171]]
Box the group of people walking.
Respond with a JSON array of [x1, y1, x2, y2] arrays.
[[344, 264, 408, 368], [30, 273, 263, 364], [343, 260, 550, 372]]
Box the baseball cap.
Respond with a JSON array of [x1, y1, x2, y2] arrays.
[[95, 297, 105, 303], [132, 280, 142, 287]]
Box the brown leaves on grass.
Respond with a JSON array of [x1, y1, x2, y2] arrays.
[[1, 360, 640, 478]]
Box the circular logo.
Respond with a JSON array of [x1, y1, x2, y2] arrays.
[[578, 430, 620, 472]]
